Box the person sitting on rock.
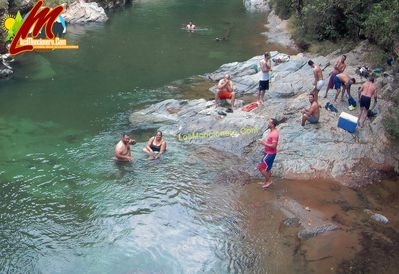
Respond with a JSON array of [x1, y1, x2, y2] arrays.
[[143, 131, 167, 160], [308, 60, 324, 101], [301, 93, 320, 126], [333, 73, 356, 103], [186, 21, 196, 31], [215, 74, 235, 112]]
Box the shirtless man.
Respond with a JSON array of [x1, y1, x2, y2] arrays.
[[324, 55, 346, 98], [115, 133, 136, 161], [258, 52, 272, 105], [186, 21, 196, 31], [333, 73, 356, 103], [357, 77, 377, 128], [215, 74, 235, 110], [308, 60, 324, 100], [301, 93, 320, 126]]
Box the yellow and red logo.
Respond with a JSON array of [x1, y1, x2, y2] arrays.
[[2, 0, 79, 55]]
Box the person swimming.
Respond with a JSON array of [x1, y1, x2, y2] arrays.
[[186, 21, 196, 31], [143, 131, 167, 160]]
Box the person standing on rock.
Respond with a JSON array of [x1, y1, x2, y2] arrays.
[[257, 118, 279, 189], [308, 60, 324, 101], [115, 133, 136, 161], [324, 55, 346, 98], [257, 52, 272, 105], [215, 74, 235, 111], [333, 73, 356, 103], [357, 76, 377, 128], [301, 93, 320, 126]]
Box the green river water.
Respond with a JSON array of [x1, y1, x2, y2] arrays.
[[0, 0, 275, 273]]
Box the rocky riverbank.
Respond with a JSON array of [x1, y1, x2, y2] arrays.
[[129, 42, 399, 187]]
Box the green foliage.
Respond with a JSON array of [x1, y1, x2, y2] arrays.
[[364, 0, 399, 50], [384, 106, 399, 140], [270, 0, 295, 20], [272, 0, 399, 51]]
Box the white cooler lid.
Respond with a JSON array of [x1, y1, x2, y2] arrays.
[[339, 112, 358, 123]]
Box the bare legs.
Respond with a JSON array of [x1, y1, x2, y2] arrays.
[[143, 147, 155, 160], [358, 107, 368, 128], [257, 90, 265, 105], [301, 113, 309, 127], [260, 168, 272, 188]]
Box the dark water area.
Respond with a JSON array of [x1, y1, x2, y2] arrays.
[[1, 0, 398, 273]]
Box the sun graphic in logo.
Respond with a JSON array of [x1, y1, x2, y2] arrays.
[[2, 15, 16, 31]]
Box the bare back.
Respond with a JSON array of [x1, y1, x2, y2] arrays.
[[309, 101, 320, 119], [313, 65, 323, 81], [337, 73, 350, 85], [115, 140, 131, 159], [361, 81, 377, 97]]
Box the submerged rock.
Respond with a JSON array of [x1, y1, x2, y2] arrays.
[[282, 217, 301, 227], [298, 224, 339, 240], [364, 209, 390, 225]]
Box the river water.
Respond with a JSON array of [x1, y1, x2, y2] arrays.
[[1, 1, 399, 273]]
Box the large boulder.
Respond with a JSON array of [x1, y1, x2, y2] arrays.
[[243, 0, 270, 12], [129, 45, 398, 186], [63, 1, 108, 24], [263, 10, 297, 49]]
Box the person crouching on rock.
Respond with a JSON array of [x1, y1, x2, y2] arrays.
[[115, 133, 136, 161], [215, 74, 235, 112], [301, 93, 320, 126], [143, 131, 167, 160], [257, 118, 279, 189], [333, 73, 356, 103]]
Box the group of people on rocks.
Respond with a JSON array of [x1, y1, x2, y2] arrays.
[[116, 50, 378, 190]]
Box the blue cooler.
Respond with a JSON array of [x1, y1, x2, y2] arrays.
[[338, 112, 358, 133]]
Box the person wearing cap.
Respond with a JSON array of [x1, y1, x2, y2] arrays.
[[333, 73, 356, 103], [258, 52, 272, 105], [357, 77, 378, 127]]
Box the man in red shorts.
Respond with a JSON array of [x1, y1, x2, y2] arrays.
[[215, 74, 235, 111], [257, 118, 279, 189]]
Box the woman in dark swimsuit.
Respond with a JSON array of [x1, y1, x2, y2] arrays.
[[143, 131, 167, 159]]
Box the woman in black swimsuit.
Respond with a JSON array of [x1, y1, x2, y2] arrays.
[[143, 131, 167, 159]]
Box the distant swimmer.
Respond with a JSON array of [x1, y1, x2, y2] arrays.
[[115, 133, 136, 161], [186, 21, 196, 31], [143, 131, 167, 160]]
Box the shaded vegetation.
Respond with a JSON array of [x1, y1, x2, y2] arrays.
[[270, 0, 399, 51]]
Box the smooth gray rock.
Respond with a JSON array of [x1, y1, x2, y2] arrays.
[[243, 0, 270, 12], [130, 45, 398, 184], [63, 1, 108, 24]]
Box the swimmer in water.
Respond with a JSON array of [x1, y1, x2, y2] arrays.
[[114, 133, 136, 161], [186, 21, 196, 31]]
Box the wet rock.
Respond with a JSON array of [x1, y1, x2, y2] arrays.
[[298, 224, 339, 240], [364, 209, 390, 224], [263, 10, 298, 50], [243, 0, 270, 12], [130, 43, 398, 183], [0, 55, 13, 79], [282, 217, 301, 227], [63, 1, 108, 24]]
